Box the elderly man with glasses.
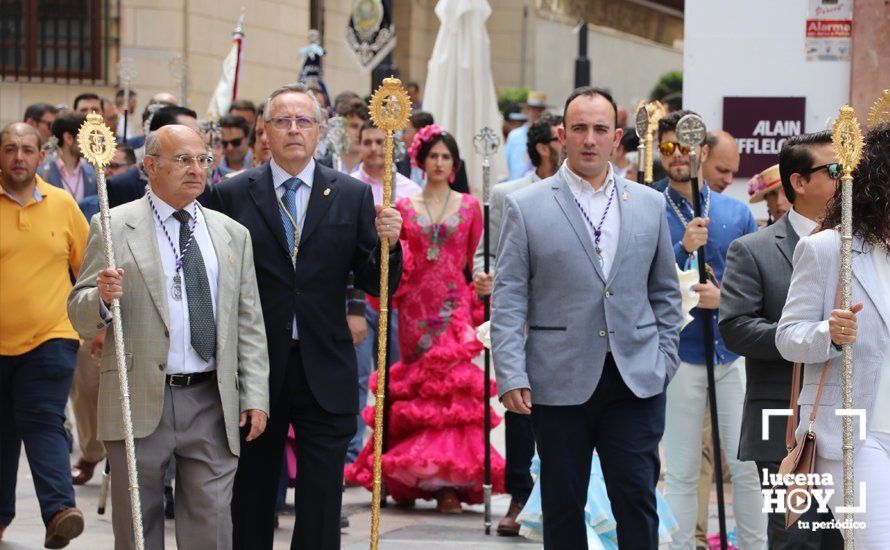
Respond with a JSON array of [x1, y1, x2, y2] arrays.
[[68, 124, 270, 550], [209, 82, 404, 550]]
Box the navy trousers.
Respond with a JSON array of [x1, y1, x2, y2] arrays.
[[503, 411, 535, 504], [531, 354, 666, 549], [0, 338, 79, 526]]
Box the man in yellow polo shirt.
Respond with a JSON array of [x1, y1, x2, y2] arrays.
[[0, 122, 88, 548]]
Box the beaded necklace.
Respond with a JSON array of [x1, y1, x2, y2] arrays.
[[147, 191, 198, 301]]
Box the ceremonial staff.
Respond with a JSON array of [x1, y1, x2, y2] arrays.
[[677, 113, 728, 550], [169, 55, 189, 106], [473, 126, 500, 535], [634, 104, 647, 184], [117, 57, 136, 140], [831, 105, 863, 550], [368, 77, 411, 550], [643, 101, 665, 185], [323, 116, 349, 173], [77, 114, 145, 549]]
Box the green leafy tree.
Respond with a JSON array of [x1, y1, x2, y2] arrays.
[[650, 70, 682, 101], [498, 87, 530, 119]]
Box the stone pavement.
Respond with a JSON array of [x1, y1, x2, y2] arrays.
[[2, 370, 736, 549]]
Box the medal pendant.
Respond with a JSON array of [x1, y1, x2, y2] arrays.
[[427, 246, 439, 260], [172, 273, 183, 301]]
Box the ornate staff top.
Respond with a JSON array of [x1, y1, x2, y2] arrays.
[[473, 127, 500, 160], [117, 57, 136, 88], [78, 113, 118, 169], [634, 103, 648, 139], [867, 89, 890, 127], [831, 105, 864, 180], [323, 117, 351, 158], [474, 126, 500, 204], [369, 77, 412, 134], [645, 100, 666, 130], [676, 113, 708, 150]]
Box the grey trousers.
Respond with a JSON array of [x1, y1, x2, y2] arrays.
[[105, 377, 237, 550]]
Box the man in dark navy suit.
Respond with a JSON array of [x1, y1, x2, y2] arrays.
[[208, 83, 403, 550]]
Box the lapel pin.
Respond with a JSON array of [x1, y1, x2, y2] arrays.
[[229, 255, 235, 264], [622, 191, 629, 201], [324, 188, 331, 196]]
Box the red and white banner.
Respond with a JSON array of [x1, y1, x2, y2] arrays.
[[207, 14, 245, 119], [806, 0, 852, 61]]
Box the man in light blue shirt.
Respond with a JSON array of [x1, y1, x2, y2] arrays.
[[504, 91, 548, 180]]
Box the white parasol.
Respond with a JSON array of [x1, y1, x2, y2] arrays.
[[424, 0, 506, 194]]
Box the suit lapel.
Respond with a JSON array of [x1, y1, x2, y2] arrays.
[[852, 238, 890, 331], [775, 214, 799, 267], [553, 174, 606, 283], [202, 206, 234, 353], [125, 197, 169, 329], [299, 163, 339, 247], [247, 164, 290, 258], [606, 178, 633, 286]]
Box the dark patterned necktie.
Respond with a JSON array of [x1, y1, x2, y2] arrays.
[[172, 209, 216, 361]]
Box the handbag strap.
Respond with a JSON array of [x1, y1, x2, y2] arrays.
[[785, 283, 842, 452]]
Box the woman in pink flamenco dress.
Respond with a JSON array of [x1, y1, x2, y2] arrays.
[[345, 125, 505, 513]]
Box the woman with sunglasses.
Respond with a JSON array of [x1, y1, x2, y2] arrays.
[[655, 110, 768, 550], [777, 122, 890, 546]]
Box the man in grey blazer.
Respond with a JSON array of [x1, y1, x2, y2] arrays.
[[68, 125, 270, 550], [721, 132, 844, 549], [472, 113, 561, 535], [492, 87, 682, 549]]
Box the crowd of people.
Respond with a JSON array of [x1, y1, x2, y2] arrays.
[[0, 75, 887, 550]]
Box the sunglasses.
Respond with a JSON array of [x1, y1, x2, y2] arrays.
[[801, 162, 842, 180], [221, 137, 244, 148], [658, 141, 691, 157]]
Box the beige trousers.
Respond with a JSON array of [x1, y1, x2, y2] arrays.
[[105, 378, 237, 550], [70, 343, 105, 463]]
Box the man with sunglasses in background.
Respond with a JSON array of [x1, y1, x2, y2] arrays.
[[656, 110, 767, 549], [218, 114, 252, 172], [720, 131, 843, 549]]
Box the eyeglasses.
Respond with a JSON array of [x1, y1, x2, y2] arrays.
[[269, 116, 316, 131], [148, 154, 214, 169], [108, 162, 132, 169], [802, 162, 843, 180], [38, 119, 54, 127], [221, 137, 243, 148], [658, 141, 691, 157]]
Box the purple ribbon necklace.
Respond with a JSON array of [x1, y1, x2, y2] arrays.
[[147, 191, 198, 301], [573, 180, 616, 266]]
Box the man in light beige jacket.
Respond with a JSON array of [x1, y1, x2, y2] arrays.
[[68, 125, 269, 550]]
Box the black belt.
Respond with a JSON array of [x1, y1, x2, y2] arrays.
[[165, 371, 215, 387]]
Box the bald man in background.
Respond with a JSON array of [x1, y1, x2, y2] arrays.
[[701, 131, 740, 193]]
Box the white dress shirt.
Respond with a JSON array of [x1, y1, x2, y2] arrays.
[[103, 194, 221, 373], [151, 194, 219, 374], [787, 207, 819, 238], [563, 161, 621, 280], [270, 157, 315, 340], [870, 249, 890, 433]]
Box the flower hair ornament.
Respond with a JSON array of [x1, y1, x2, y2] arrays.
[[409, 124, 457, 183]]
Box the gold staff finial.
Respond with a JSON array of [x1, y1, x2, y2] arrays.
[[643, 100, 666, 184], [867, 89, 890, 127], [367, 76, 411, 550], [78, 113, 117, 169], [832, 105, 864, 179], [830, 103, 863, 549]]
